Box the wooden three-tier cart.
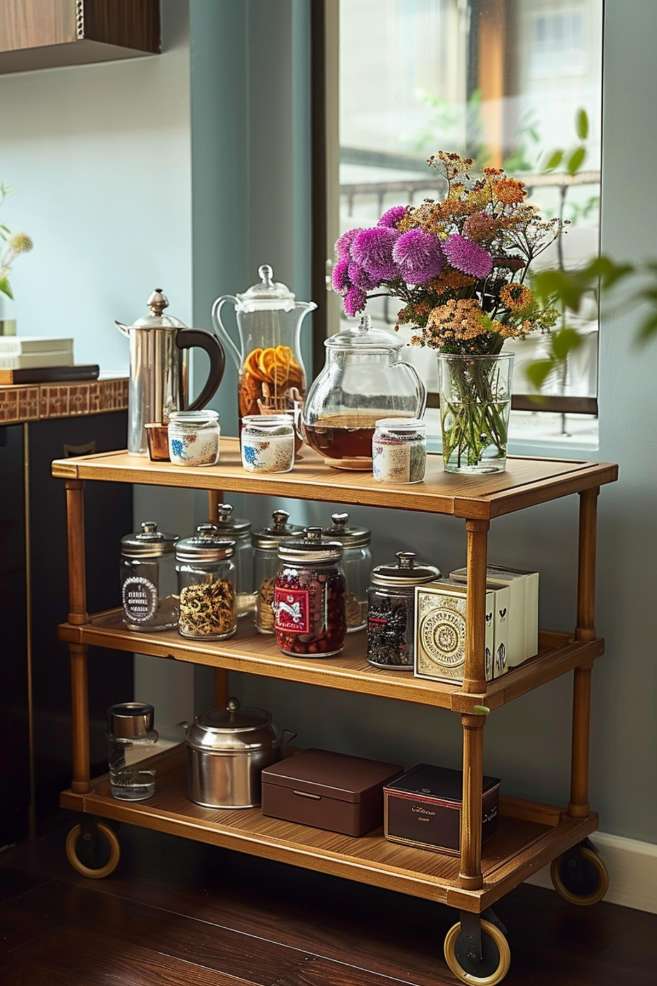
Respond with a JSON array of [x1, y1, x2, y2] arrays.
[[53, 440, 618, 985]]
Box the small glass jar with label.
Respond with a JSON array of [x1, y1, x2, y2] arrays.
[[322, 512, 371, 633], [372, 418, 427, 484], [120, 521, 178, 631], [367, 552, 440, 670], [215, 503, 254, 618], [274, 527, 346, 657], [253, 509, 303, 634], [176, 524, 237, 640]]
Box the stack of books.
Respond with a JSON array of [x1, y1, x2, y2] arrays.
[[0, 336, 99, 384]]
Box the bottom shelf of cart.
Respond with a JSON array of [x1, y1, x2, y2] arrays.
[[60, 746, 597, 913]]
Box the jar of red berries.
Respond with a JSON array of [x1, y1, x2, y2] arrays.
[[274, 527, 346, 658]]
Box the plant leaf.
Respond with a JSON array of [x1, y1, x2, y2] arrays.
[[525, 359, 554, 391], [0, 276, 13, 299], [567, 146, 587, 176], [544, 148, 564, 172], [576, 108, 589, 140], [551, 326, 583, 361]]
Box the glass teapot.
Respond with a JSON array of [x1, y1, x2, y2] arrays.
[[211, 265, 316, 423], [299, 316, 426, 470]]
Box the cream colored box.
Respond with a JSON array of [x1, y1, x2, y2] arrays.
[[414, 581, 495, 685], [491, 584, 510, 678]]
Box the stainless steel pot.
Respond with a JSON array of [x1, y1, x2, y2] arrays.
[[184, 697, 295, 809]]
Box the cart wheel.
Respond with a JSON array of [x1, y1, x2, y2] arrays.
[[444, 918, 511, 986], [550, 842, 609, 906], [65, 822, 120, 879]]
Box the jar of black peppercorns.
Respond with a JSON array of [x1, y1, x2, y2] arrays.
[[367, 552, 440, 670], [274, 527, 346, 658]]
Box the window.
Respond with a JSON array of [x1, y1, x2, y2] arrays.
[[312, 0, 603, 445]]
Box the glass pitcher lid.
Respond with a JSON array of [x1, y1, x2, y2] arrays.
[[235, 265, 296, 314], [325, 315, 403, 353], [117, 288, 187, 330]]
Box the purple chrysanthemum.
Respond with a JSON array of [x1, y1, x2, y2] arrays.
[[378, 205, 407, 229], [347, 261, 378, 291], [392, 229, 444, 284], [331, 257, 350, 292], [443, 234, 493, 279], [351, 226, 399, 281], [335, 227, 362, 259], [343, 285, 367, 317]]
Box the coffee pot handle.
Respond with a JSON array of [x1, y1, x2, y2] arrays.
[[211, 296, 242, 370], [176, 329, 226, 411]]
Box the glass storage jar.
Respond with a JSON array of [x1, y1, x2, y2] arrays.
[[274, 527, 346, 658], [120, 521, 178, 631], [241, 414, 295, 473], [176, 524, 237, 640], [168, 409, 220, 466], [253, 509, 302, 634], [215, 503, 254, 618], [322, 512, 371, 633], [107, 702, 159, 801], [372, 418, 427, 484], [367, 552, 440, 670]]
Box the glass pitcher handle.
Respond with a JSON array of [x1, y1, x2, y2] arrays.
[[404, 359, 427, 418], [211, 296, 242, 370]]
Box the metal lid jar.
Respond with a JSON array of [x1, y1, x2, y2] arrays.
[[215, 503, 254, 616], [120, 521, 178, 631], [253, 510, 303, 634], [367, 551, 440, 671], [322, 512, 372, 633], [107, 702, 159, 801], [274, 527, 346, 658], [175, 524, 237, 640]]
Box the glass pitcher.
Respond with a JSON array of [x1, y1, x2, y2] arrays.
[[211, 265, 316, 423], [298, 316, 426, 470]]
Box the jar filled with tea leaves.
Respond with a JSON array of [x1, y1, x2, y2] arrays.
[[253, 509, 302, 634], [176, 525, 237, 640], [322, 512, 371, 633], [367, 552, 440, 670]]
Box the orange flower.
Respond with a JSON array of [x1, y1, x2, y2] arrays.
[[500, 283, 533, 310], [428, 269, 475, 293], [494, 177, 527, 205]]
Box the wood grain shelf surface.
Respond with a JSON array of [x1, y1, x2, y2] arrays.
[[51, 440, 618, 518], [58, 610, 604, 713], [59, 745, 597, 913]]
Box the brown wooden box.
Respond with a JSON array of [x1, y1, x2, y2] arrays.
[[384, 764, 500, 855], [261, 749, 402, 837]]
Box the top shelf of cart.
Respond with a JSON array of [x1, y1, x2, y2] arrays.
[[52, 439, 617, 519]]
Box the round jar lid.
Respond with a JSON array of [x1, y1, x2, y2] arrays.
[[216, 503, 251, 539], [121, 521, 178, 558], [370, 551, 440, 586], [169, 409, 219, 428], [107, 702, 155, 738], [242, 414, 293, 434], [175, 523, 235, 563], [325, 314, 403, 353], [322, 511, 371, 548], [279, 526, 343, 564], [235, 264, 296, 314], [375, 417, 426, 433], [185, 697, 275, 752], [253, 509, 302, 549]]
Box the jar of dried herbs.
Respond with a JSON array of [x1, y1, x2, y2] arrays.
[[367, 552, 440, 670], [253, 509, 302, 634], [175, 524, 237, 640], [372, 418, 427, 484]]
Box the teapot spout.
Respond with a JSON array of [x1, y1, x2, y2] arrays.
[[115, 320, 131, 338]]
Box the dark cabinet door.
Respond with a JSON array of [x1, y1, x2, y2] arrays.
[[0, 425, 29, 846], [28, 411, 133, 824]]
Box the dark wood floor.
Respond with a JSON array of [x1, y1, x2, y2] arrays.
[[1, 816, 656, 985]]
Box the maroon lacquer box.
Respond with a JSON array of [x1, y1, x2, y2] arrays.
[[384, 763, 500, 855], [261, 749, 402, 837]]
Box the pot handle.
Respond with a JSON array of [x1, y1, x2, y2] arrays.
[[176, 328, 226, 412], [280, 728, 297, 755]]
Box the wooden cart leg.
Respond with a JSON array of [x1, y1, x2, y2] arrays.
[[569, 488, 599, 819], [459, 714, 485, 890], [208, 489, 229, 708], [65, 480, 90, 794], [463, 519, 490, 694]]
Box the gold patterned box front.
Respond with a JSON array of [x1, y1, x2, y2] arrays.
[[414, 581, 495, 685]]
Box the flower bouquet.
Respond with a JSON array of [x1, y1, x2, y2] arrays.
[[331, 152, 561, 473]]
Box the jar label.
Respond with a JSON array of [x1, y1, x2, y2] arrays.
[[274, 586, 310, 633], [122, 576, 158, 623]]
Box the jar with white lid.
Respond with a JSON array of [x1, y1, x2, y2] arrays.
[[241, 414, 295, 473], [372, 418, 427, 484], [322, 512, 371, 633], [176, 524, 237, 640], [367, 551, 440, 670], [168, 409, 220, 466], [253, 509, 303, 634], [120, 521, 178, 631]]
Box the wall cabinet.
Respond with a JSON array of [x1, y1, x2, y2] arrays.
[[0, 0, 160, 74]]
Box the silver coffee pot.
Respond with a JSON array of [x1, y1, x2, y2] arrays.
[[116, 289, 225, 455]]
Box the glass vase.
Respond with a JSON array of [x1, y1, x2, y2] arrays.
[[438, 353, 514, 474]]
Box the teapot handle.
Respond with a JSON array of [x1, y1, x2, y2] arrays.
[[176, 329, 226, 412], [404, 359, 427, 419], [211, 296, 242, 371]]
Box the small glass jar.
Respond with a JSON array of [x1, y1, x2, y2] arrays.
[[275, 527, 346, 658], [367, 552, 440, 670], [168, 409, 220, 466], [216, 503, 253, 618], [107, 702, 159, 801], [176, 524, 237, 640], [322, 512, 371, 633], [253, 509, 303, 634], [120, 521, 178, 631], [372, 418, 427, 484], [241, 414, 295, 473]]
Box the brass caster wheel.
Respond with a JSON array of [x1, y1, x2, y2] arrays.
[[65, 821, 120, 879], [444, 918, 511, 986], [551, 842, 609, 906]]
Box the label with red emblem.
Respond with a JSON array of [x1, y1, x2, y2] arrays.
[[274, 586, 310, 633]]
